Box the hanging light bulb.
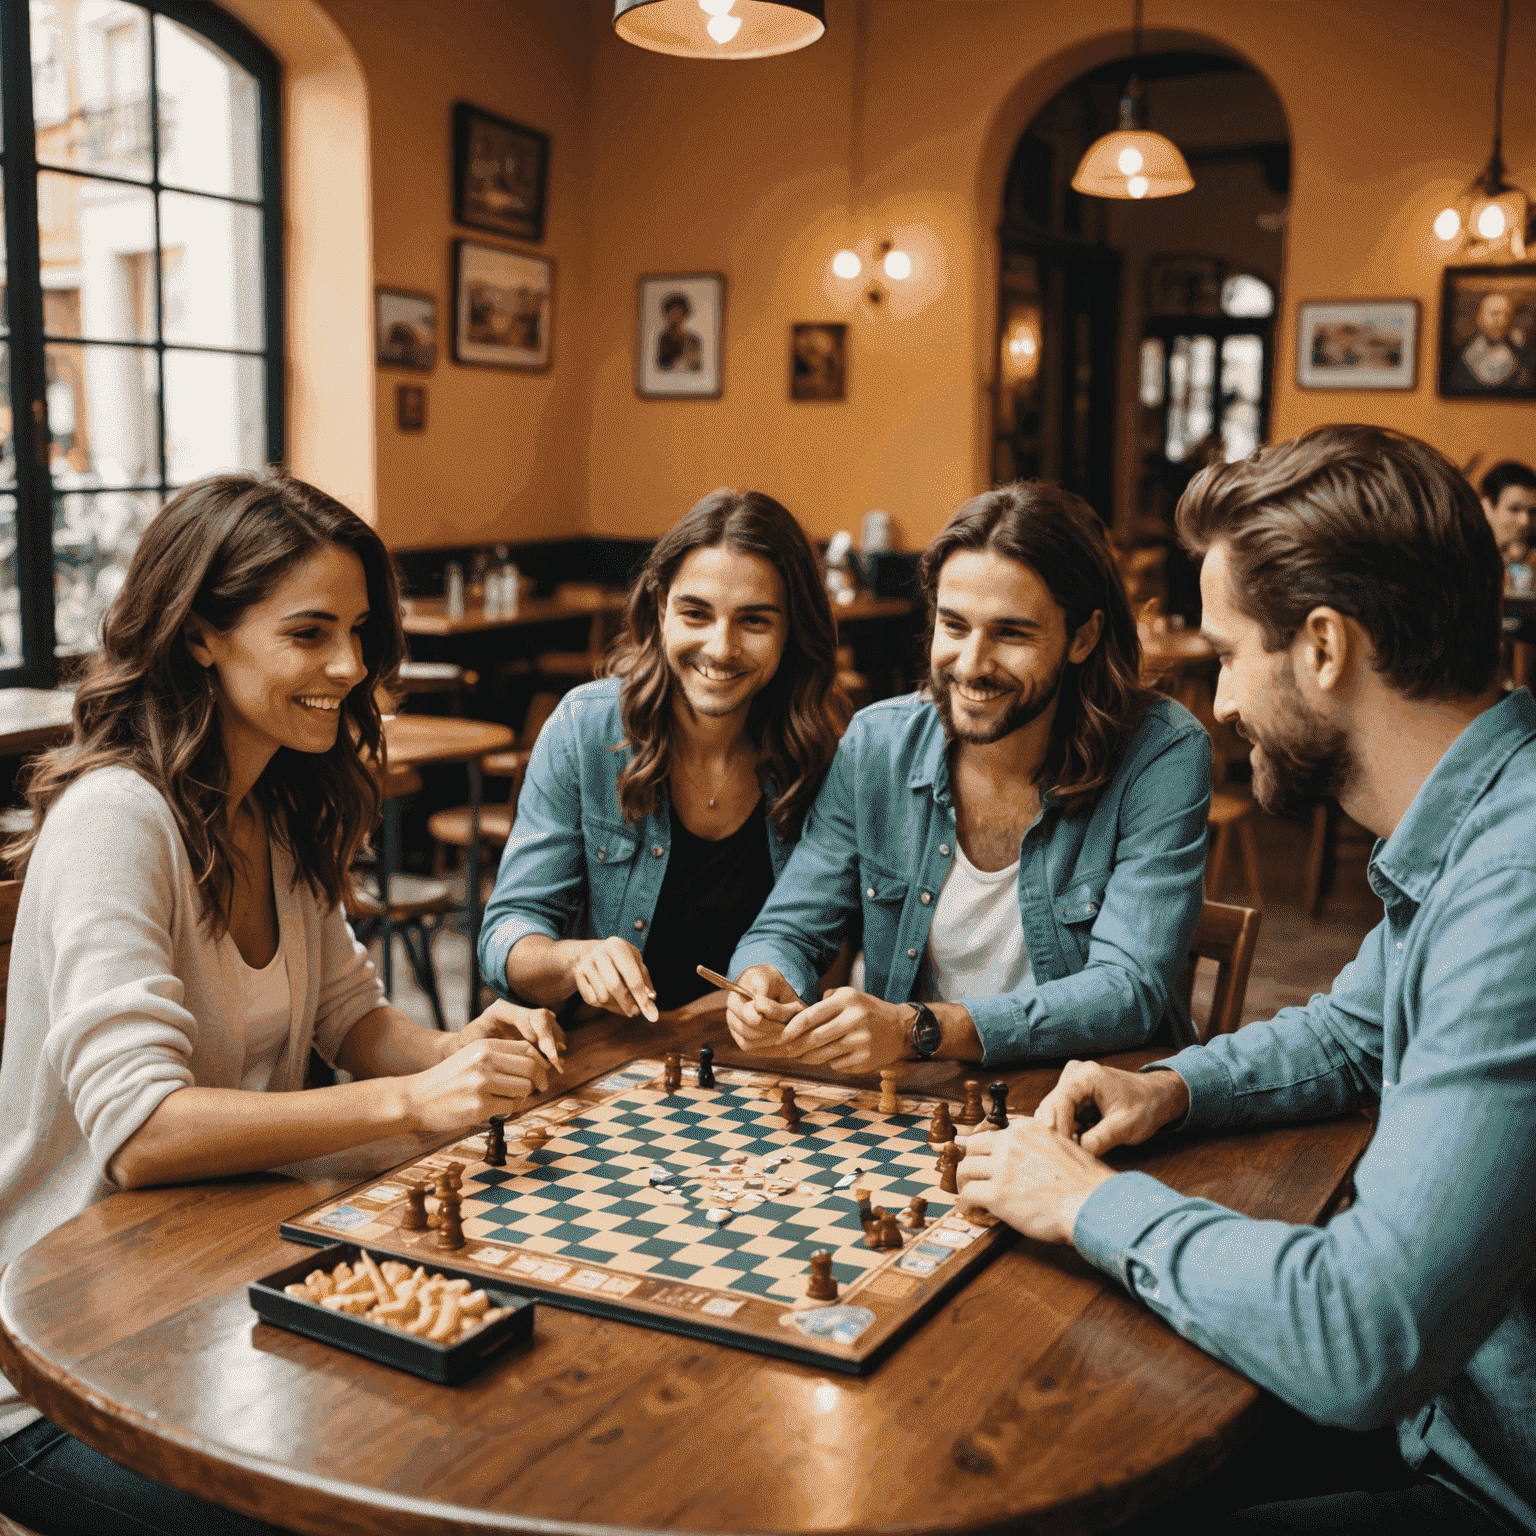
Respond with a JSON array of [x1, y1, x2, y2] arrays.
[[1434, 207, 1463, 242], [1071, 1, 1194, 201], [613, 0, 824, 59], [832, 249, 862, 279], [883, 248, 911, 279]]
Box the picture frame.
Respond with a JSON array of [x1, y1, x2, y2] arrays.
[[453, 102, 550, 244], [1295, 299, 1419, 390], [374, 288, 436, 371], [636, 274, 724, 398], [1438, 264, 1536, 399], [790, 323, 847, 401], [397, 384, 426, 433], [452, 241, 553, 371]]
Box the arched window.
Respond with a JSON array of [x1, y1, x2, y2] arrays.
[[1, 0, 280, 682]]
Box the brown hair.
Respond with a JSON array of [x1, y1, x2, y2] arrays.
[[917, 481, 1154, 818], [11, 472, 405, 926], [1177, 424, 1503, 700], [604, 488, 845, 833]]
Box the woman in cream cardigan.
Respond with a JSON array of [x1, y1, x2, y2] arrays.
[[0, 472, 561, 1536]]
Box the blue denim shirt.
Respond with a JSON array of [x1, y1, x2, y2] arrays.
[[478, 677, 796, 999], [727, 691, 1211, 1064], [1075, 688, 1536, 1534]]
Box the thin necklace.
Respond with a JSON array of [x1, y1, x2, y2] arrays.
[[676, 750, 739, 809]]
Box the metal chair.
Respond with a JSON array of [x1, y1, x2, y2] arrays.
[[1176, 898, 1263, 1043]]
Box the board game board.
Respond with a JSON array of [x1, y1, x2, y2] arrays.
[[280, 1057, 1013, 1373]]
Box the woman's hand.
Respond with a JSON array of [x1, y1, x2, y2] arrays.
[[571, 937, 659, 1022], [400, 1037, 555, 1136], [448, 998, 565, 1070], [725, 965, 804, 1052]]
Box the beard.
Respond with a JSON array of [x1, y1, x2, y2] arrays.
[[932, 655, 1066, 745], [1245, 678, 1357, 822]]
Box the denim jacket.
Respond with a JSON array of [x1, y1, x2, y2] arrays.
[[728, 691, 1211, 1064], [479, 677, 797, 999]]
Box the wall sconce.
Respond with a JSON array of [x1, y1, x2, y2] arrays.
[[613, 0, 825, 60], [832, 238, 911, 306]]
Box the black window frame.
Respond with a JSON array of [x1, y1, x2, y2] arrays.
[[0, 0, 282, 688]]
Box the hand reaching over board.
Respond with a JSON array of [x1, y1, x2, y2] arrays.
[[401, 1037, 557, 1136], [1032, 1059, 1190, 1156], [724, 964, 805, 1051]]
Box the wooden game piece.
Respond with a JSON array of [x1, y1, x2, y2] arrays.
[[901, 1196, 928, 1231], [484, 1116, 508, 1167], [927, 1101, 955, 1145], [852, 1186, 874, 1232], [358, 1249, 392, 1307], [697, 1045, 716, 1088], [937, 1140, 963, 1193], [663, 1052, 683, 1092], [956, 1080, 985, 1127], [434, 1191, 465, 1250], [875, 1211, 904, 1249], [879, 1069, 899, 1114], [986, 1082, 1010, 1129], [806, 1251, 839, 1301], [523, 1126, 550, 1150], [399, 1181, 429, 1230], [439, 1161, 464, 1194], [864, 1206, 891, 1248], [779, 1084, 801, 1131]]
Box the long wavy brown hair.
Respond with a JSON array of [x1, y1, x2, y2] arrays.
[[10, 472, 405, 927], [917, 481, 1155, 818], [603, 489, 845, 833]]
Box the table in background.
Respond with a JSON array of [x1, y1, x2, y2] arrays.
[[0, 1019, 1374, 1536], [0, 688, 73, 758], [400, 593, 625, 639]]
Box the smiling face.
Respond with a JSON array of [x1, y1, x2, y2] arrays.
[[1200, 539, 1356, 819], [929, 548, 1100, 745], [661, 543, 788, 724], [188, 542, 371, 787]]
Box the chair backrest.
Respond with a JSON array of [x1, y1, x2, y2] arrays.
[[1176, 898, 1262, 1043], [0, 877, 23, 1062]]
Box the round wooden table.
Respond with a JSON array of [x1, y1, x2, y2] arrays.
[[0, 1017, 1373, 1536]]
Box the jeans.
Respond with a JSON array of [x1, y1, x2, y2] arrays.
[[0, 1417, 290, 1536]]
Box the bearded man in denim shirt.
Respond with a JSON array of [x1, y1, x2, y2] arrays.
[[959, 425, 1533, 1534], [724, 481, 1212, 1073]]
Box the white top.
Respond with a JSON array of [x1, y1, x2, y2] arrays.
[[926, 841, 1033, 1004], [230, 938, 292, 1093], [0, 767, 388, 1443]]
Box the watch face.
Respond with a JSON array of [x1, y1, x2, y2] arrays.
[[912, 1008, 941, 1057]]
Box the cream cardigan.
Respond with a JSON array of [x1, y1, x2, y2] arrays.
[[0, 766, 387, 1441]]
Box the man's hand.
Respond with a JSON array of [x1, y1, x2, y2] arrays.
[[725, 965, 804, 1052], [448, 998, 565, 1072], [954, 1120, 1116, 1243], [402, 1037, 554, 1135], [571, 937, 659, 1022], [1033, 1059, 1190, 1156], [775, 988, 911, 1073]]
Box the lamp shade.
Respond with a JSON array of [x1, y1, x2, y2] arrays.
[[614, 0, 825, 59], [1072, 129, 1193, 200]]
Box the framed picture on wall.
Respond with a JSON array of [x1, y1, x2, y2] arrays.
[[636, 274, 724, 398], [397, 385, 427, 432], [375, 288, 436, 371], [1438, 265, 1536, 398], [790, 323, 847, 401], [453, 102, 550, 244], [1295, 299, 1419, 390], [452, 241, 553, 371]]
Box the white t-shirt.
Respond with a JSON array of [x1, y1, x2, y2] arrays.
[[926, 841, 1033, 1003], [227, 937, 292, 1092]]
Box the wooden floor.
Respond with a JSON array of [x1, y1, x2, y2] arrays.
[[375, 806, 1383, 1040]]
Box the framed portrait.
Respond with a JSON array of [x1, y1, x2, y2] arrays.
[[452, 241, 553, 371], [375, 288, 436, 371], [636, 274, 724, 398], [1295, 300, 1419, 390], [790, 323, 847, 401], [453, 102, 549, 244], [397, 385, 426, 433], [1439, 265, 1536, 399]]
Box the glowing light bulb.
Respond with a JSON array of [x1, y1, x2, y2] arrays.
[[1434, 207, 1462, 241], [706, 12, 741, 41], [1117, 145, 1144, 175], [1127, 175, 1149, 199], [883, 249, 911, 279], [832, 249, 862, 279], [1477, 202, 1507, 239], [698, 0, 735, 13]]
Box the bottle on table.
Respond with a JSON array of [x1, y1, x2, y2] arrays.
[[444, 560, 466, 620], [486, 544, 520, 620]]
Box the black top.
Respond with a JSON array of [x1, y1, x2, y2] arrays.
[[643, 795, 774, 1011]]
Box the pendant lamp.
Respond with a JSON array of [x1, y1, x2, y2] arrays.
[[1432, 0, 1529, 259], [1071, 0, 1193, 201], [614, 0, 825, 60]]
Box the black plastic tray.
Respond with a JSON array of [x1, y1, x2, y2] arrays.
[[249, 1243, 535, 1385]]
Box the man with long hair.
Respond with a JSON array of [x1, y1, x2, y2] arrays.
[[479, 489, 845, 1024], [723, 481, 1211, 1072], [958, 426, 1532, 1534]]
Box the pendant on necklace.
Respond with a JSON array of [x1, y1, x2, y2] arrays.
[[708, 797, 717, 808]]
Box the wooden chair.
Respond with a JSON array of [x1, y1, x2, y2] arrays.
[[1177, 898, 1263, 1043], [0, 877, 19, 1064], [395, 660, 478, 716], [1207, 789, 1262, 909]]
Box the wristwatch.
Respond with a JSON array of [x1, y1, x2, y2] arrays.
[[908, 1002, 942, 1060]]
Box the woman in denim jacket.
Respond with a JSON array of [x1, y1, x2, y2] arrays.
[[480, 489, 847, 1025]]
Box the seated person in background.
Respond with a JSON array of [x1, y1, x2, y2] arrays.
[[0, 473, 561, 1536], [724, 481, 1211, 1074], [1479, 457, 1536, 569], [959, 425, 1531, 1535], [479, 489, 845, 1024]]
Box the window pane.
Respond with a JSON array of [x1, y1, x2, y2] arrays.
[[45, 340, 160, 484], [0, 345, 13, 488], [33, 1, 154, 184], [1220, 334, 1265, 462], [0, 496, 18, 668], [154, 16, 260, 199], [39, 171, 157, 341], [0, 170, 8, 334], [1138, 336, 1165, 407], [163, 349, 265, 482], [54, 488, 159, 656], [159, 192, 262, 348]]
